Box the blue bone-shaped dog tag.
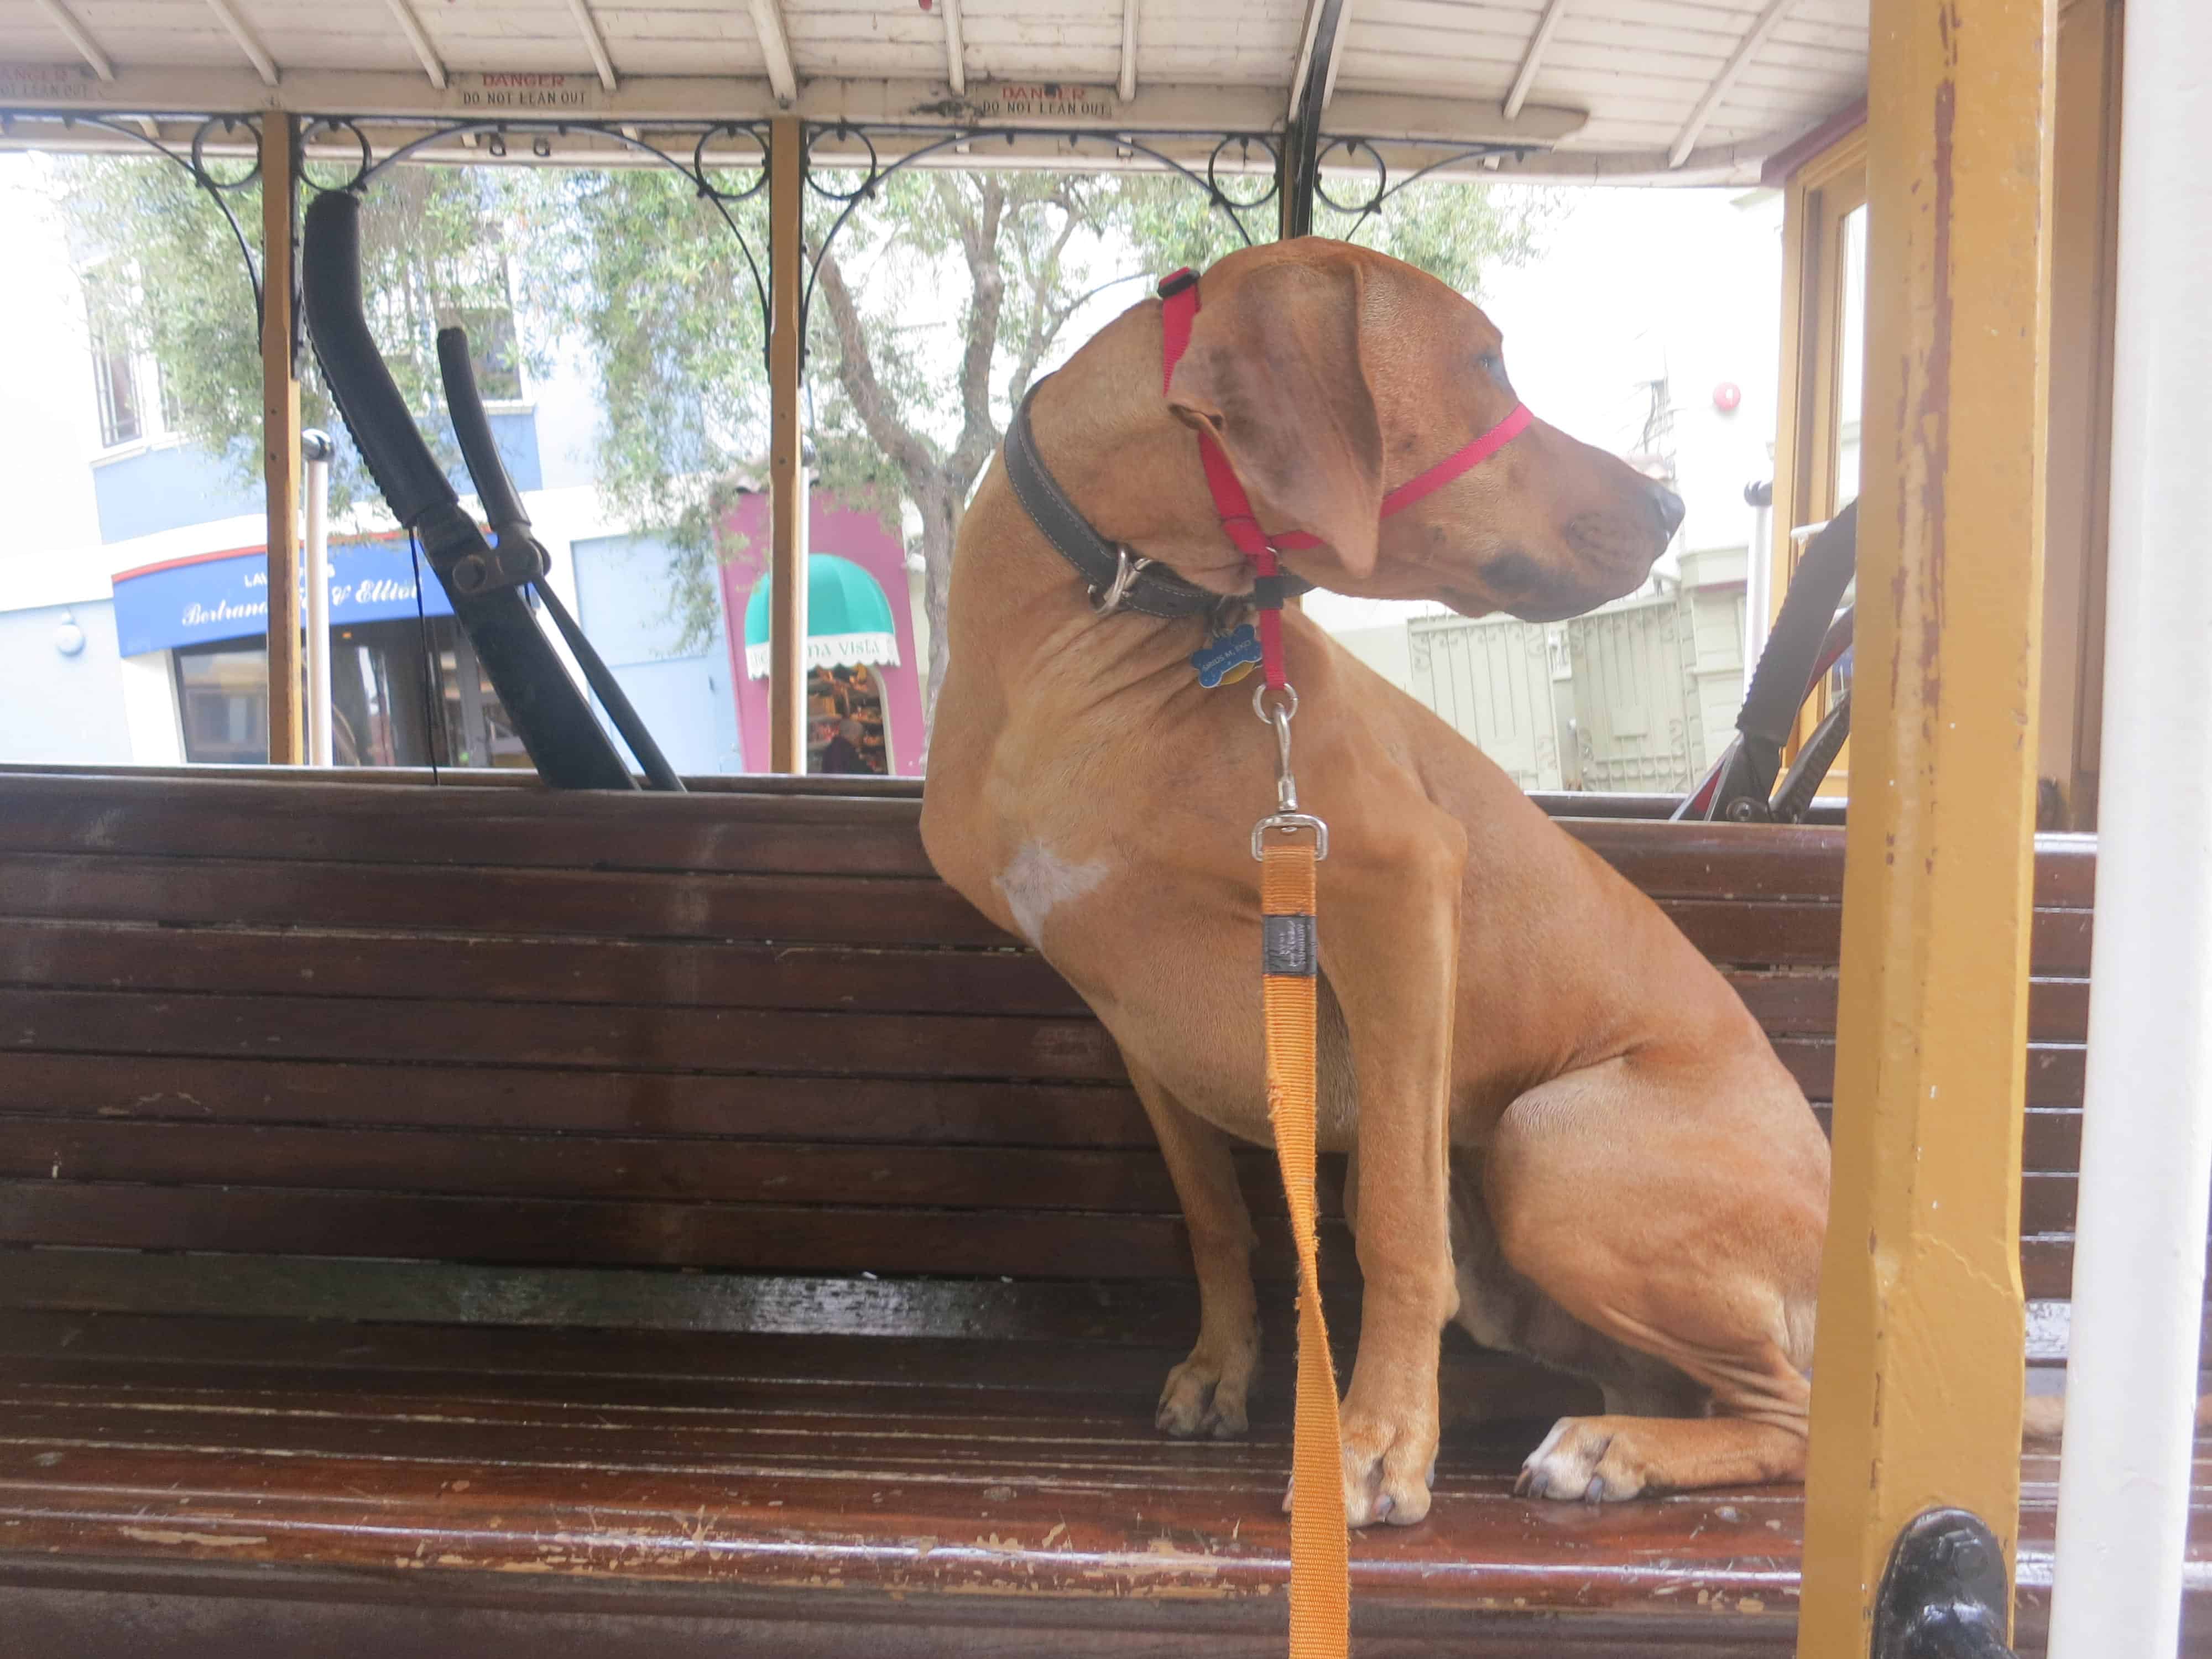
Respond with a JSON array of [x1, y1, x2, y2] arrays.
[[1191, 623, 1262, 688]]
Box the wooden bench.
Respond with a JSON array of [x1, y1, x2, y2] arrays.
[[0, 766, 2193, 1655]]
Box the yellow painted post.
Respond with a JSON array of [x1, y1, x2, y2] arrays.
[[766, 114, 807, 775], [260, 112, 304, 766], [1797, 0, 2056, 1650]]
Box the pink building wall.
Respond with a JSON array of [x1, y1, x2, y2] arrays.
[[716, 491, 926, 777]]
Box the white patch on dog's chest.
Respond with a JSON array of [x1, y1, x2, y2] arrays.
[[994, 842, 1109, 947]]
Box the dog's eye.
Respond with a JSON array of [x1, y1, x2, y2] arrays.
[[1475, 352, 1510, 389]]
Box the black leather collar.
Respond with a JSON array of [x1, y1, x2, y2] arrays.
[[1003, 377, 1220, 619], [1004, 374, 1310, 622]]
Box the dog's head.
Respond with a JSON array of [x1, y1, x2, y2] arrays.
[[1164, 239, 1679, 620]]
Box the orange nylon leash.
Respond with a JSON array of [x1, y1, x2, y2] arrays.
[[1260, 837, 1350, 1658]]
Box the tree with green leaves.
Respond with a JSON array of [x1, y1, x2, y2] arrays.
[[59, 155, 529, 511], [58, 149, 1552, 746], [537, 163, 1552, 732]]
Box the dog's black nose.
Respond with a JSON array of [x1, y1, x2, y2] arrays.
[[1650, 481, 1686, 539]]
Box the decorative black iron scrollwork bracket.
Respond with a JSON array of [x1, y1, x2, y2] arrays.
[[0, 109, 266, 316], [1310, 135, 1543, 237], [292, 114, 773, 352], [796, 121, 1280, 359]]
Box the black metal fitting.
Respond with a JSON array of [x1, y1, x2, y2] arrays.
[[1872, 1508, 2017, 1659], [448, 534, 551, 599]]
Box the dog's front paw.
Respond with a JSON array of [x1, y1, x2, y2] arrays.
[[1328, 1390, 1438, 1527], [1156, 1349, 1254, 1439], [1514, 1416, 1649, 1503]]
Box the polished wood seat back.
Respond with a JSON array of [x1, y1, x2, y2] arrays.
[[0, 769, 2095, 1327]]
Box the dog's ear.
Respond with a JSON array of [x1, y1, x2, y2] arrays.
[[1166, 258, 1384, 580]]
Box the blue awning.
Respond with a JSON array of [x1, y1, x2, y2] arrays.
[[110, 537, 455, 658]]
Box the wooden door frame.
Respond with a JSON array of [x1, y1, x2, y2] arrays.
[[1767, 125, 1867, 793], [1766, 2, 2125, 826]]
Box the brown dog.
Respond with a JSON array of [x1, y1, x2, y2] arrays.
[[920, 239, 1830, 1526]]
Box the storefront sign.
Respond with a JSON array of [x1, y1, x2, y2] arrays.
[[111, 538, 455, 658]]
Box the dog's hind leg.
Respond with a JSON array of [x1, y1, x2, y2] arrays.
[[1128, 1058, 1261, 1440], [1481, 1051, 1830, 1501], [1446, 1149, 1703, 1423]]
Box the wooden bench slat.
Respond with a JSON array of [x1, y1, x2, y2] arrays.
[[0, 1262, 1235, 1350], [0, 1052, 1154, 1146], [0, 996, 2090, 1109], [0, 919, 1087, 1018], [0, 1251, 2123, 1363], [0, 851, 2094, 966], [0, 853, 1012, 947], [0, 1058, 2095, 1183], [0, 1119, 1332, 1217], [0, 1181, 2105, 1296], [0, 918, 2093, 1043], [0, 771, 2095, 906], [1773, 1036, 2083, 1105], [0, 1432, 1808, 1617], [0, 1181, 1358, 1281], [0, 771, 942, 877], [1569, 818, 2096, 909], [0, 1120, 2087, 1233], [1734, 969, 2089, 1043], [0, 988, 1124, 1082], [1663, 895, 2093, 973]]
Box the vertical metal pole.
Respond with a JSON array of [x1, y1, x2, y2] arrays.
[[260, 112, 304, 765], [1280, 0, 1345, 241], [1797, 0, 2056, 1651], [2048, 1, 2212, 1650], [767, 114, 808, 774], [303, 429, 333, 767]]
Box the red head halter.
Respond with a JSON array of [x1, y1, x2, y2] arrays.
[[1156, 267, 1531, 690]]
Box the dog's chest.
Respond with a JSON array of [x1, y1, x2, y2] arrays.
[[992, 841, 1110, 949]]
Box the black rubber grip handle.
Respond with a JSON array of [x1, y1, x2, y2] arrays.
[[1739, 498, 1858, 748], [437, 326, 532, 534], [300, 189, 457, 526]]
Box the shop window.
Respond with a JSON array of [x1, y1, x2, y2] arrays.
[[174, 644, 268, 764], [807, 665, 889, 775], [426, 619, 530, 767], [175, 619, 523, 769]]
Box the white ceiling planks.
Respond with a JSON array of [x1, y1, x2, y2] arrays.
[[1338, 0, 1861, 159], [0, 0, 1868, 181], [383, 0, 448, 89], [26, 0, 115, 80]]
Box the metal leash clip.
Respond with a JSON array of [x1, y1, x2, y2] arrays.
[[1251, 680, 1329, 859], [1089, 546, 1153, 615]]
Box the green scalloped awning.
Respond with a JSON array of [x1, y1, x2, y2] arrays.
[[742, 554, 900, 679]]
